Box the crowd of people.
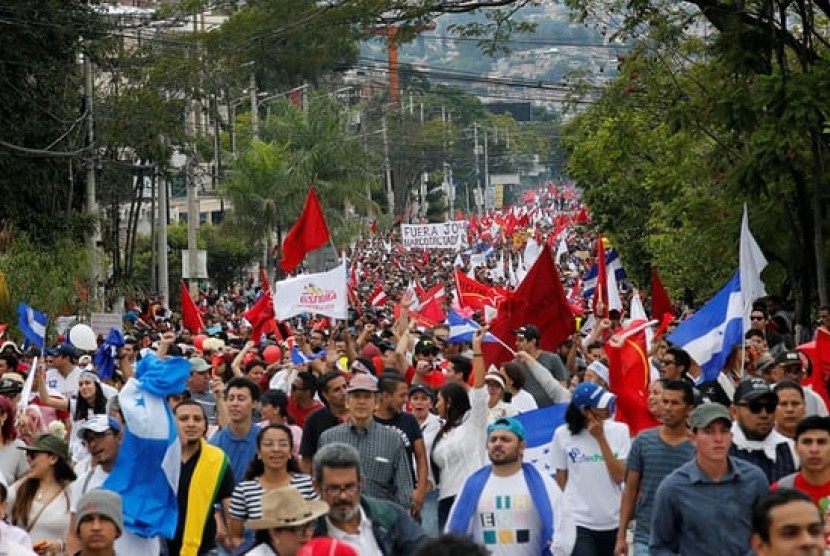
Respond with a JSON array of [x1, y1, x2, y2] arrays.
[[0, 185, 827, 555]]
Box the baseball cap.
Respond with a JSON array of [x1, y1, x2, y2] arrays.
[[487, 416, 526, 441], [774, 350, 802, 368], [586, 361, 610, 386], [514, 325, 541, 341], [189, 358, 211, 373], [377, 341, 396, 354], [754, 354, 776, 375], [76, 415, 122, 440], [75, 489, 123, 534], [690, 403, 732, 431], [572, 382, 616, 410], [346, 373, 378, 393], [408, 384, 434, 401], [734, 378, 778, 404], [47, 343, 77, 358]]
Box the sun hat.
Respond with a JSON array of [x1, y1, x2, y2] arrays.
[[245, 487, 329, 530]]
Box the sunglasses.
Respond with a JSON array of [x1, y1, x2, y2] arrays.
[[737, 400, 777, 414]]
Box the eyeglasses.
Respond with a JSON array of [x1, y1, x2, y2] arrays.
[[750, 316, 765, 321], [322, 483, 359, 497], [737, 400, 777, 414], [82, 430, 114, 447], [660, 359, 676, 366], [433, 337, 448, 344]]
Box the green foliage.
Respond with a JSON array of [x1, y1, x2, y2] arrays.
[[0, 236, 94, 340]]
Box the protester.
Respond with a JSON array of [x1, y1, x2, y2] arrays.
[[210, 376, 261, 486], [431, 328, 488, 530], [310, 442, 427, 555], [0, 394, 27, 485], [447, 416, 575, 555], [170, 400, 235, 556], [774, 380, 807, 439], [614, 380, 695, 556], [318, 373, 413, 510], [299, 372, 349, 474], [750, 488, 825, 556], [551, 382, 630, 555], [229, 424, 317, 549], [10, 433, 76, 554], [650, 403, 769, 555], [73, 489, 123, 556]]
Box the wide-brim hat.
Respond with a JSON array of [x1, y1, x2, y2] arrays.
[[19, 433, 71, 463], [246, 487, 329, 530]]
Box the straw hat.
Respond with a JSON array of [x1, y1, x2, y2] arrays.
[[245, 487, 329, 530]]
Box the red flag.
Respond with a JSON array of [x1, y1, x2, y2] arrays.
[[180, 282, 205, 334], [421, 283, 446, 307], [593, 236, 608, 317], [418, 296, 446, 326], [650, 268, 674, 320], [575, 206, 590, 225], [369, 284, 388, 308], [454, 270, 507, 313], [805, 331, 830, 410], [280, 187, 331, 273], [605, 320, 660, 436], [243, 289, 277, 342], [370, 219, 378, 234], [483, 246, 575, 365]]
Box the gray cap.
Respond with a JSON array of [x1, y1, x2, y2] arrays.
[[76, 489, 123, 534], [690, 403, 731, 431]]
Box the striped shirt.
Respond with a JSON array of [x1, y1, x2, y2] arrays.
[[229, 474, 318, 521], [627, 427, 695, 545]]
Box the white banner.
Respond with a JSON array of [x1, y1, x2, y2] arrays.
[[401, 222, 466, 250], [273, 262, 348, 320]]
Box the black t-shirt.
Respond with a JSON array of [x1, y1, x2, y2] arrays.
[[167, 446, 236, 556], [375, 412, 424, 485], [300, 406, 342, 459]]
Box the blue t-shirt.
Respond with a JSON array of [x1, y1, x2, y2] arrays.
[[209, 424, 259, 485], [627, 427, 695, 544]]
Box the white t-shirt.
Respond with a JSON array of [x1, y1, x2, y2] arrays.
[[510, 390, 538, 413], [549, 419, 631, 530], [44, 367, 81, 400], [70, 466, 161, 554]]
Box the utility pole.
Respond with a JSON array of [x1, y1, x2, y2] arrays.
[[484, 128, 490, 212], [157, 166, 169, 305], [473, 122, 482, 214], [84, 52, 102, 310], [382, 114, 394, 215], [187, 159, 199, 297], [249, 67, 259, 141]]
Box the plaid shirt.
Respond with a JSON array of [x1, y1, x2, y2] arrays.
[[319, 419, 414, 509]]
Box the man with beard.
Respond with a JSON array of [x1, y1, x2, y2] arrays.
[[168, 400, 235, 556], [446, 417, 575, 556], [730, 378, 798, 483], [311, 442, 427, 555]]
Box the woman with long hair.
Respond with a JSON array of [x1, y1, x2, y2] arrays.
[[227, 424, 318, 549], [430, 328, 487, 531], [551, 382, 630, 556], [241, 487, 328, 556], [0, 395, 27, 485], [9, 434, 77, 554]]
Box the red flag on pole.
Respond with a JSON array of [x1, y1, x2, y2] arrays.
[[484, 246, 575, 366], [280, 187, 331, 273], [605, 320, 659, 436], [650, 268, 674, 320], [804, 330, 830, 410], [180, 282, 204, 334]]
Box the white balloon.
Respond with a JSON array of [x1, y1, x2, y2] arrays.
[[68, 324, 97, 351]]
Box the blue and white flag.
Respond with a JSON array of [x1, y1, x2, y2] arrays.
[[515, 404, 568, 478], [17, 303, 47, 348], [581, 248, 627, 299], [103, 353, 190, 539], [447, 311, 498, 344], [668, 271, 744, 382], [291, 345, 327, 365]]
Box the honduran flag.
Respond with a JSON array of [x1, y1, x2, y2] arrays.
[[103, 353, 190, 538], [515, 404, 568, 478], [581, 248, 627, 299]]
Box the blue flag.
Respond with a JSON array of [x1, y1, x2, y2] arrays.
[[17, 303, 47, 348], [581, 248, 626, 299], [668, 271, 744, 382], [291, 345, 327, 365], [447, 311, 498, 344], [515, 404, 568, 478]]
